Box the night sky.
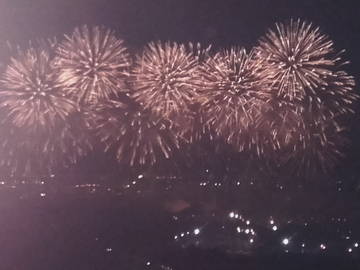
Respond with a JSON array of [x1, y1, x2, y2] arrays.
[[1, 1, 360, 269], [1, 0, 359, 63]]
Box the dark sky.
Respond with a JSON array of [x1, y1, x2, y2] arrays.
[[0, 0, 359, 74], [0, 0, 359, 57]]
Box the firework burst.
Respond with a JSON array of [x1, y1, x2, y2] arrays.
[[0, 47, 77, 132], [256, 19, 337, 101], [196, 47, 272, 154], [130, 41, 206, 140], [86, 98, 179, 167], [54, 25, 131, 105], [0, 47, 91, 176], [257, 19, 358, 174]]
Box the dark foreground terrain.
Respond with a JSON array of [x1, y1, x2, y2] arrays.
[[0, 174, 360, 270]]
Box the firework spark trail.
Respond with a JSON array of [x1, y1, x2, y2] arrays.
[[54, 25, 131, 105], [261, 92, 355, 175], [307, 70, 358, 116], [299, 116, 347, 174], [0, 47, 92, 176], [256, 19, 336, 101], [196, 47, 272, 154], [272, 112, 348, 175], [0, 112, 92, 176], [86, 99, 179, 167], [257, 92, 354, 176], [130, 42, 208, 141]]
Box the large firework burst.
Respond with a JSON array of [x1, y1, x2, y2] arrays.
[[130, 42, 206, 140], [86, 98, 179, 167], [0, 47, 77, 132], [54, 25, 131, 105], [256, 19, 336, 101], [257, 19, 358, 174], [0, 47, 91, 175], [196, 47, 272, 154]]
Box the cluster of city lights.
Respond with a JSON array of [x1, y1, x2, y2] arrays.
[[0, 174, 359, 258], [173, 209, 359, 256]]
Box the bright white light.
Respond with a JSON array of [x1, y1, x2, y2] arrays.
[[246, 220, 250, 225], [270, 220, 274, 225], [236, 227, 241, 233], [132, 181, 137, 185], [234, 214, 239, 219], [348, 248, 353, 253], [354, 243, 359, 248], [194, 228, 200, 235], [106, 248, 112, 252], [245, 229, 250, 234], [40, 193, 46, 197], [174, 235, 178, 240], [180, 233, 185, 237], [301, 243, 306, 248], [320, 244, 326, 250], [282, 238, 290, 245], [272, 225, 278, 231], [249, 238, 254, 243], [229, 212, 235, 218], [146, 261, 151, 266], [138, 174, 144, 179]]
